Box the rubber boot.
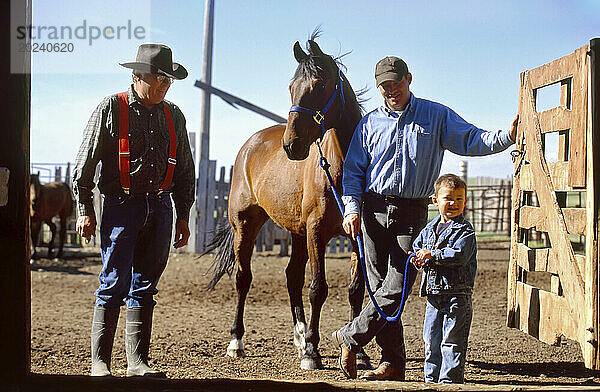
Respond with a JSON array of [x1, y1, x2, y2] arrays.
[[125, 306, 165, 377], [91, 306, 120, 376]]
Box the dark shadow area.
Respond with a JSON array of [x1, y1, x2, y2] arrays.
[[469, 360, 600, 385], [26, 374, 355, 392], [30, 248, 101, 275]]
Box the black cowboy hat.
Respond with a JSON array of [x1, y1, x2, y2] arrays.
[[120, 43, 188, 80]]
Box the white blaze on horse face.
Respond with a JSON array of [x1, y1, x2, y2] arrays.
[[293, 321, 307, 358], [226, 339, 245, 358]]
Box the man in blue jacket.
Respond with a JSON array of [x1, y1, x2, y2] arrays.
[[331, 55, 517, 380]]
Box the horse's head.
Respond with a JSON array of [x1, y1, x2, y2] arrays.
[[282, 40, 344, 160], [30, 173, 41, 217]]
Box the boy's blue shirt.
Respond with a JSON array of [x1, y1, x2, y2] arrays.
[[412, 213, 477, 296]]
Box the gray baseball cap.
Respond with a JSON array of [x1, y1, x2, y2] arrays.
[[375, 56, 409, 87]]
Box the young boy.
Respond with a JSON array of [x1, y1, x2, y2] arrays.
[[411, 173, 476, 384]]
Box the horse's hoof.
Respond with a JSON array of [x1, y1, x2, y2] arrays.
[[356, 352, 374, 370], [300, 355, 323, 370], [226, 339, 245, 358], [226, 348, 245, 358]]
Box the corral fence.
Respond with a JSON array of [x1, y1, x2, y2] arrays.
[[203, 165, 513, 256], [507, 38, 600, 369], [462, 177, 512, 237], [32, 162, 514, 256]]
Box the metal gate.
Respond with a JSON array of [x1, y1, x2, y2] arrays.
[[507, 39, 600, 368]]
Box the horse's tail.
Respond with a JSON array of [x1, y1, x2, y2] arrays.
[[202, 219, 236, 291]]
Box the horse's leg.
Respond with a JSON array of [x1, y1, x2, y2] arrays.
[[301, 224, 328, 370], [348, 239, 373, 370], [286, 234, 308, 358], [57, 214, 67, 259], [45, 219, 57, 258], [30, 218, 41, 260], [227, 208, 268, 358]]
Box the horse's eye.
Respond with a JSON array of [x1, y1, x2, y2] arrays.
[[313, 82, 325, 92]]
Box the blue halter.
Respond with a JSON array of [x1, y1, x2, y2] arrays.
[[289, 68, 346, 138]]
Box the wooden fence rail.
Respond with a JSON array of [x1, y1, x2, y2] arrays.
[[208, 168, 513, 255]]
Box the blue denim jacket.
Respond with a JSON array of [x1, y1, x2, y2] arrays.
[[413, 214, 477, 296]]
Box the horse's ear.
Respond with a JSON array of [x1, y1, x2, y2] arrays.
[[293, 41, 309, 63], [308, 40, 324, 57]]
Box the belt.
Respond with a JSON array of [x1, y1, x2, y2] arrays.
[[365, 192, 430, 206], [107, 190, 170, 198], [132, 190, 170, 197]]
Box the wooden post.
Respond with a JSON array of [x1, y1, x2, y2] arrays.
[[205, 160, 217, 245], [279, 232, 289, 257], [495, 181, 503, 232], [65, 162, 71, 186], [588, 37, 600, 367], [507, 72, 526, 328], [0, 0, 31, 389], [328, 238, 337, 254], [195, 0, 215, 253], [54, 166, 62, 182]]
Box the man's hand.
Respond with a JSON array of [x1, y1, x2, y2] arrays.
[[76, 215, 97, 243], [412, 249, 433, 268], [342, 213, 361, 240], [173, 219, 190, 249], [510, 115, 519, 142]]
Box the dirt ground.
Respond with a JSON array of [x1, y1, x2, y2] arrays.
[[29, 239, 600, 388]]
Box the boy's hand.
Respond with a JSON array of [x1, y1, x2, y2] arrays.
[[412, 249, 433, 268]]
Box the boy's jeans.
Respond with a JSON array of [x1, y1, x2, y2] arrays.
[[96, 192, 173, 308], [423, 294, 473, 383]]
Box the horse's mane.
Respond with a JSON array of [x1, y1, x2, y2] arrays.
[[292, 28, 367, 115]]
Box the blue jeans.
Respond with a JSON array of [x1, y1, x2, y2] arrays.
[[423, 294, 473, 383], [339, 195, 428, 367], [95, 192, 173, 308]]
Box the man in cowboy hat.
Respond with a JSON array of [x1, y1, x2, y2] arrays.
[[73, 43, 195, 377]]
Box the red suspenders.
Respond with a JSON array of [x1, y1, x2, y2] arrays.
[[117, 91, 177, 194]]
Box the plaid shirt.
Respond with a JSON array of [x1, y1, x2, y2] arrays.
[[73, 86, 195, 222]]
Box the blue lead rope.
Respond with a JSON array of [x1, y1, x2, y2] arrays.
[[317, 147, 415, 322]]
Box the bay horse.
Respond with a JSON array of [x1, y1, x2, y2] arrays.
[[205, 37, 369, 370], [30, 173, 73, 259]]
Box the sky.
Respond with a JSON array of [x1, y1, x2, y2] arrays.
[[27, 0, 600, 180]]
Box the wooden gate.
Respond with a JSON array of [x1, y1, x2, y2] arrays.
[[507, 39, 600, 368]]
